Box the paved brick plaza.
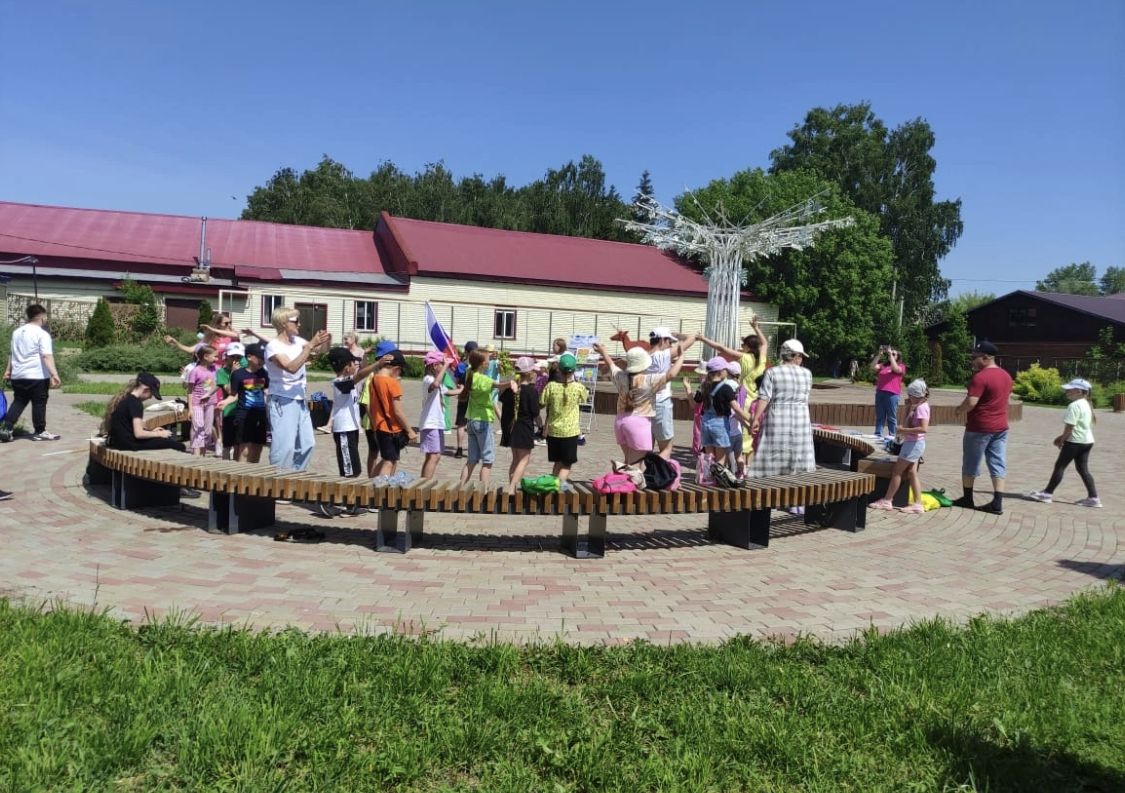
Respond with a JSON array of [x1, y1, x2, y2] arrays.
[[1, 383, 1120, 644]]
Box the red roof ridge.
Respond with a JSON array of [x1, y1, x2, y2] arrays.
[[388, 214, 676, 253]]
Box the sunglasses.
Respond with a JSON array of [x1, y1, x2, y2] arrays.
[[287, 317, 300, 324]]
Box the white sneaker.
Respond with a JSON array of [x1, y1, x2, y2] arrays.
[[1027, 491, 1052, 503], [1076, 497, 1103, 508], [31, 431, 61, 441]]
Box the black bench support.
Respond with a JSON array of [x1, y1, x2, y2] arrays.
[[209, 493, 276, 534], [560, 511, 606, 559], [375, 509, 424, 553], [805, 497, 865, 533], [708, 508, 771, 550], [110, 470, 180, 511]]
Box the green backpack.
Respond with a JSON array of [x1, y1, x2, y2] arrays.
[[922, 488, 954, 508], [521, 475, 561, 494]]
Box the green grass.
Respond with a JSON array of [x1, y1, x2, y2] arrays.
[[74, 400, 108, 419], [1, 589, 1122, 791], [64, 381, 189, 397]]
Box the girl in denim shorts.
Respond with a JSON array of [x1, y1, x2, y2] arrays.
[[870, 379, 931, 513]]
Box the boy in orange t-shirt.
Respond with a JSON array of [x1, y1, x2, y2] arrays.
[[369, 350, 418, 477]]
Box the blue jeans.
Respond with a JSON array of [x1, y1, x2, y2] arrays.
[[874, 390, 900, 437], [268, 396, 315, 471], [466, 419, 495, 465], [962, 430, 1008, 479]]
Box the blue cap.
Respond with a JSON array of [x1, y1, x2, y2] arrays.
[[374, 340, 398, 358]]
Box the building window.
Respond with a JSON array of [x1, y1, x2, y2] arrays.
[[260, 294, 284, 326], [1008, 307, 1037, 328], [494, 308, 517, 340], [354, 301, 378, 332]]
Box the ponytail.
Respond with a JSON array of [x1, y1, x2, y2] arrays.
[[100, 379, 139, 436]]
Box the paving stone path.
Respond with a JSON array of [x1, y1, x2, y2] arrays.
[[1, 385, 1120, 644]]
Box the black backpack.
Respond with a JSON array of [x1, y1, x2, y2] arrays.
[[643, 452, 677, 491]]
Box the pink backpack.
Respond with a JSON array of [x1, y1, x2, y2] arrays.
[[592, 472, 637, 494]]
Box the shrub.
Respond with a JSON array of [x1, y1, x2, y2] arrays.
[[1013, 363, 1066, 404], [197, 300, 213, 328], [84, 298, 116, 348], [937, 307, 973, 386], [76, 343, 187, 374], [117, 277, 161, 340]]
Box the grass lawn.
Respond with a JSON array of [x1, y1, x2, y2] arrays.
[[1, 589, 1122, 791], [65, 381, 189, 397]]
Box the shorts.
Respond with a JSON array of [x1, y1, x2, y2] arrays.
[[898, 438, 926, 463], [235, 408, 269, 446], [962, 430, 1008, 478], [365, 428, 378, 457], [333, 430, 362, 477], [701, 413, 730, 449], [419, 428, 444, 455], [375, 429, 406, 462], [466, 419, 495, 465], [614, 414, 653, 453], [650, 399, 674, 443], [455, 400, 469, 428], [728, 423, 744, 457], [221, 413, 238, 448], [546, 435, 579, 466]]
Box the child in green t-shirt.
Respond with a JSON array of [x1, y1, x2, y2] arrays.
[[458, 349, 515, 486], [539, 353, 588, 490]]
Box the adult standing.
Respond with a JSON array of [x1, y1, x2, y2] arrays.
[[953, 341, 1013, 514], [1, 304, 62, 442], [748, 339, 815, 479], [264, 306, 330, 471], [870, 345, 906, 439]]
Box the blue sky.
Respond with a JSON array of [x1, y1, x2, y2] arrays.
[[2, 0, 1121, 296]]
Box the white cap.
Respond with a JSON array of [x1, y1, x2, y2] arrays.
[[781, 338, 812, 358], [649, 326, 676, 341], [225, 342, 245, 358], [1062, 378, 1092, 392], [906, 378, 928, 397]]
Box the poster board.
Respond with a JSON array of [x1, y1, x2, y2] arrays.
[[567, 334, 599, 433]]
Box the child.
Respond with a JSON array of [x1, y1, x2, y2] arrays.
[[499, 357, 541, 492], [214, 343, 244, 460], [453, 341, 479, 459], [419, 351, 461, 479], [1028, 378, 1101, 507], [458, 350, 515, 485], [725, 360, 748, 478], [327, 347, 387, 479], [102, 372, 186, 452], [368, 349, 418, 481], [694, 356, 753, 484], [540, 352, 588, 490], [226, 342, 270, 463], [186, 345, 219, 456], [593, 341, 684, 464], [869, 378, 930, 513]]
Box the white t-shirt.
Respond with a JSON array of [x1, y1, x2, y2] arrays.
[[9, 323, 53, 380], [330, 376, 361, 433], [646, 348, 673, 402], [265, 336, 308, 400], [419, 374, 445, 430]]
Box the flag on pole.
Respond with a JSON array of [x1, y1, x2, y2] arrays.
[[424, 301, 459, 363]]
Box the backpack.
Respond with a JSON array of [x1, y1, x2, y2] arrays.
[[710, 461, 741, 489], [922, 488, 953, 508], [521, 475, 561, 495], [642, 452, 679, 491], [592, 472, 636, 494], [611, 461, 646, 490]]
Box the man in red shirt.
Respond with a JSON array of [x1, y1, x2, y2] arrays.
[[953, 341, 1013, 514]]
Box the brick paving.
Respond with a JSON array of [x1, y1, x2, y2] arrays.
[[0, 385, 1121, 645]]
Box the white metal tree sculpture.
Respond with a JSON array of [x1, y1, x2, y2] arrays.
[[619, 195, 854, 350]]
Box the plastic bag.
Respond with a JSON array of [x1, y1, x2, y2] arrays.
[[521, 475, 561, 494]]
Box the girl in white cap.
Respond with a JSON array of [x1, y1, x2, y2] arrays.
[[1028, 379, 1100, 507], [593, 341, 685, 464], [695, 356, 754, 484], [870, 379, 931, 513]]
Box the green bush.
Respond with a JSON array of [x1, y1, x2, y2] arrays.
[[116, 277, 161, 340], [197, 300, 213, 328], [1013, 363, 1066, 404], [84, 298, 116, 348], [76, 343, 187, 374]]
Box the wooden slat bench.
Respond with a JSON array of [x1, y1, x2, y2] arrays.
[[88, 439, 876, 558]]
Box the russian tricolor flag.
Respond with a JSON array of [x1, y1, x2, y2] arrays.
[[425, 301, 459, 363]]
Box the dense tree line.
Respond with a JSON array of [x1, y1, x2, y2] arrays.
[[1036, 262, 1125, 296]]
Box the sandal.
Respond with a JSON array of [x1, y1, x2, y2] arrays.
[[868, 499, 894, 510], [898, 503, 925, 514]]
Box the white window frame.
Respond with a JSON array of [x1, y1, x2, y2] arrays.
[[260, 294, 284, 327], [354, 300, 378, 332], [494, 308, 517, 340]]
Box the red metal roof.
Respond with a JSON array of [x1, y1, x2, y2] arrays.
[[379, 214, 714, 296], [0, 202, 386, 276]]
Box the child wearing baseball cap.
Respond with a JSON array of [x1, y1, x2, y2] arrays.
[[419, 350, 461, 479]]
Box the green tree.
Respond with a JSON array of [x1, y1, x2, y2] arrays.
[[678, 169, 895, 367], [1035, 262, 1098, 295], [631, 170, 654, 222], [1099, 265, 1125, 295], [84, 298, 115, 348], [116, 277, 161, 339], [770, 102, 963, 322], [949, 291, 995, 313], [197, 300, 213, 328], [1082, 326, 1125, 384], [937, 306, 974, 385]]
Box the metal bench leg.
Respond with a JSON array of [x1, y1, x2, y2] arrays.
[[578, 513, 607, 559], [560, 511, 579, 557], [708, 509, 771, 550], [376, 509, 413, 553], [86, 458, 112, 486], [406, 510, 424, 549], [805, 499, 863, 533], [228, 495, 276, 534], [111, 470, 180, 511], [209, 492, 230, 532]]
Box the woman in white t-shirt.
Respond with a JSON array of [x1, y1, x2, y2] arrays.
[[593, 342, 684, 464], [264, 306, 330, 471]]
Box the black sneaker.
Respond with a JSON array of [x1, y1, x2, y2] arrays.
[[977, 503, 1003, 515], [0, 490, 12, 501], [454, 447, 464, 459], [0, 426, 12, 443], [951, 496, 975, 509]]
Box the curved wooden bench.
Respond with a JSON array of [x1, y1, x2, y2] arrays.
[[88, 437, 876, 558]]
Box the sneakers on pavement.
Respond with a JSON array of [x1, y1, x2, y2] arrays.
[[977, 503, 1003, 515], [0, 490, 12, 501], [1076, 497, 1103, 508], [1027, 491, 1053, 503], [0, 426, 12, 443], [30, 431, 61, 441]]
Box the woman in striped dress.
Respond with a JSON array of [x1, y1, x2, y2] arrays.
[[748, 339, 816, 478]]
